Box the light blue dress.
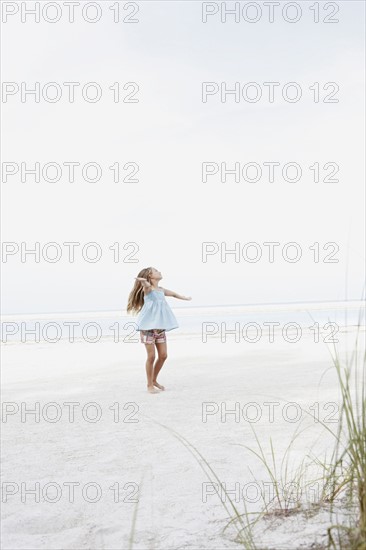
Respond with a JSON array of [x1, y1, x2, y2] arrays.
[[136, 289, 179, 331]]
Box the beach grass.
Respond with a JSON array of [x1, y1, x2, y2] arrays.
[[145, 299, 365, 549], [128, 473, 144, 550], [148, 418, 260, 549], [323, 314, 365, 548]]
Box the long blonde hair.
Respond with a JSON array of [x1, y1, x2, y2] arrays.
[[126, 266, 153, 314]]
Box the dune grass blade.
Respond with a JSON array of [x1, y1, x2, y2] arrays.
[[128, 473, 145, 550], [144, 417, 260, 549]]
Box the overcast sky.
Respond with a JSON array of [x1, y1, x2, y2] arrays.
[[1, 1, 365, 314]]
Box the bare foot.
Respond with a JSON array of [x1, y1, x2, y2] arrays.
[[153, 381, 165, 391], [147, 385, 160, 394]]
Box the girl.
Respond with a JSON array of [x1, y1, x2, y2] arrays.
[[127, 267, 191, 393]]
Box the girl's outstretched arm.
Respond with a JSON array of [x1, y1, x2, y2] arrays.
[[135, 277, 152, 289], [162, 288, 191, 300]]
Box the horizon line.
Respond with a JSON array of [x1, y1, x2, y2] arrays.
[[1, 297, 365, 318]]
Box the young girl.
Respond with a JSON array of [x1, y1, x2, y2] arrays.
[[127, 267, 191, 393]]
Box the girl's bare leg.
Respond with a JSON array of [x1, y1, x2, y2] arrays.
[[144, 344, 159, 393], [153, 341, 168, 390]]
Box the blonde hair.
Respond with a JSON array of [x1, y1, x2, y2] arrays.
[[126, 266, 153, 314]]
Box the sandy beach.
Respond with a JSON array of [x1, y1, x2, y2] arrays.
[[1, 303, 364, 549], [2, 0, 365, 546]]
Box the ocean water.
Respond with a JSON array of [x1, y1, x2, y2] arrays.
[[1, 300, 365, 345]]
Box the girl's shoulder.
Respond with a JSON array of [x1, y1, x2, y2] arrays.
[[143, 286, 164, 295]]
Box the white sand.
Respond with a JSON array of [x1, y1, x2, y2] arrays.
[[1, 321, 364, 549]]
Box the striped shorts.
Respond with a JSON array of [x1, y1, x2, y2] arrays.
[[140, 329, 166, 344]]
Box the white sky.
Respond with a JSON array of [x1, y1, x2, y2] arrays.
[[1, 1, 365, 314]]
